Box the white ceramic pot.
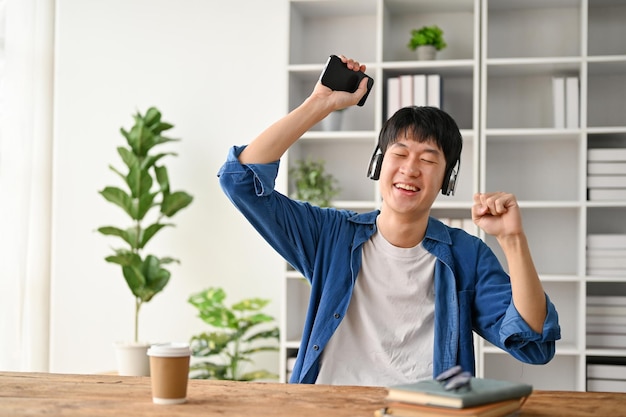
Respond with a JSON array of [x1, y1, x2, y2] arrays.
[[416, 45, 437, 60], [320, 110, 344, 131], [113, 341, 151, 376]]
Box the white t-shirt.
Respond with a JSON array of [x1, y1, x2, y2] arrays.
[[316, 229, 436, 386]]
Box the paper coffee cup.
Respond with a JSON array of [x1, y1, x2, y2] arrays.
[[147, 343, 191, 405]]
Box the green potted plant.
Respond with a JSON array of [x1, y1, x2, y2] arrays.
[[188, 287, 280, 381], [289, 158, 340, 207], [97, 106, 193, 375], [407, 25, 447, 60]]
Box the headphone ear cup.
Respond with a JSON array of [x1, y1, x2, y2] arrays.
[[442, 160, 460, 196], [367, 149, 383, 180]]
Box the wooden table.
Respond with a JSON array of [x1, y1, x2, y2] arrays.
[[1, 372, 625, 416]]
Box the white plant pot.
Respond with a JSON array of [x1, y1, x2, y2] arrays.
[[113, 341, 151, 376], [416, 45, 437, 60], [320, 110, 344, 131]]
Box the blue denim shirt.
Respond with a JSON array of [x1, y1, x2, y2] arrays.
[[218, 145, 561, 384]]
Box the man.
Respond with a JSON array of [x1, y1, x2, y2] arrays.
[[218, 55, 560, 386]]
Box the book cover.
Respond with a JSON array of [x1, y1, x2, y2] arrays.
[[587, 363, 626, 380], [386, 378, 532, 409], [587, 379, 626, 393], [413, 74, 427, 107], [586, 268, 626, 277], [552, 76, 565, 128], [586, 249, 626, 258], [586, 295, 626, 306], [588, 162, 626, 175], [586, 305, 626, 316], [586, 323, 626, 334], [588, 188, 626, 201], [427, 74, 441, 108], [400, 74, 414, 108], [587, 314, 626, 325], [586, 234, 626, 248], [381, 398, 523, 417], [387, 77, 401, 119], [587, 148, 626, 162], [565, 76, 579, 128], [587, 175, 626, 188], [586, 257, 626, 269], [587, 333, 626, 348]]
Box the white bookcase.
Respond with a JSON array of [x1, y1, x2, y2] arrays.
[[280, 0, 626, 391]]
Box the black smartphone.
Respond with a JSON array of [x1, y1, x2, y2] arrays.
[[319, 55, 374, 107]]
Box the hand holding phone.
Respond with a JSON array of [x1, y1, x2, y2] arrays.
[[319, 55, 374, 107]]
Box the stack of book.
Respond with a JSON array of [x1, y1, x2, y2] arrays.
[[587, 148, 626, 201], [586, 234, 626, 277], [587, 361, 626, 393], [387, 73, 442, 119], [377, 377, 532, 417], [586, 294, 626, 349]]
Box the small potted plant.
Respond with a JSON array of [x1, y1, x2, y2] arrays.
[[289, 158, 340, 208], [407, 25, 447, 60], [188, 287, 280, 381], [98, 106, 194, 375]]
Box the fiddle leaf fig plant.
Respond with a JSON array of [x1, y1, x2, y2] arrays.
[[188, 287, 280, 381], [98, 107, 193, 343]]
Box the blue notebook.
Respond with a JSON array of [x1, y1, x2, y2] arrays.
[[386, 377, 533, 409]]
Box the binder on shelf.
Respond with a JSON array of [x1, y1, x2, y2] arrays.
[[565, 76, 579, 128], [427, 74, 441, 108], [399, 74, 413, 108], [413, 74, 427, 107], [387, 77, 401, 120], [552, 76, 565, 128]]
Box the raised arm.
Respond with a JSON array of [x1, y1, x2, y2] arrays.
[[472, 192, 547, 333], [238, 56, 369, 165]]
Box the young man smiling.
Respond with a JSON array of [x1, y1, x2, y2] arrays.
[[218, 56, 560, 386]]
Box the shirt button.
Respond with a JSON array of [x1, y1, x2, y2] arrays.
[[334, 313, 340, 319], [313, 345, 319, 351]]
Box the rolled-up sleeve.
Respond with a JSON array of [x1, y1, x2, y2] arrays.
[[499, 294, 561, 364], [217, 145, 280, 198]]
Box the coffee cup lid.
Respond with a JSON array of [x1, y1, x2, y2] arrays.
[[147, 342, 191, 357]]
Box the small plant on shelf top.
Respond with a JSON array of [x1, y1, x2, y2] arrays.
[[407, 25, 447, 52]]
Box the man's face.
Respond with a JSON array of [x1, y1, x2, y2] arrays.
[[378, 135, 447, 219]]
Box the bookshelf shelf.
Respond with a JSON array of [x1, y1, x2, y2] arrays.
[[280, 0, 626, 391]]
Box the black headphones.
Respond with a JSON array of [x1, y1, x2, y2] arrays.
[[366, 145, 460, 196]]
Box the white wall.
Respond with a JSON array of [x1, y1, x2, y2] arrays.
[[51, 0, 288, 374]]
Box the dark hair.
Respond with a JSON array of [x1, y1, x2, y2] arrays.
[[378, 106, 463, 175]]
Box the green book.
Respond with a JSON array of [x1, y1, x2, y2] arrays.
[[386, 378, 533, 409]]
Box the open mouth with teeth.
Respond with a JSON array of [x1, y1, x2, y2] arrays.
[[395, 183, 420, 192]]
